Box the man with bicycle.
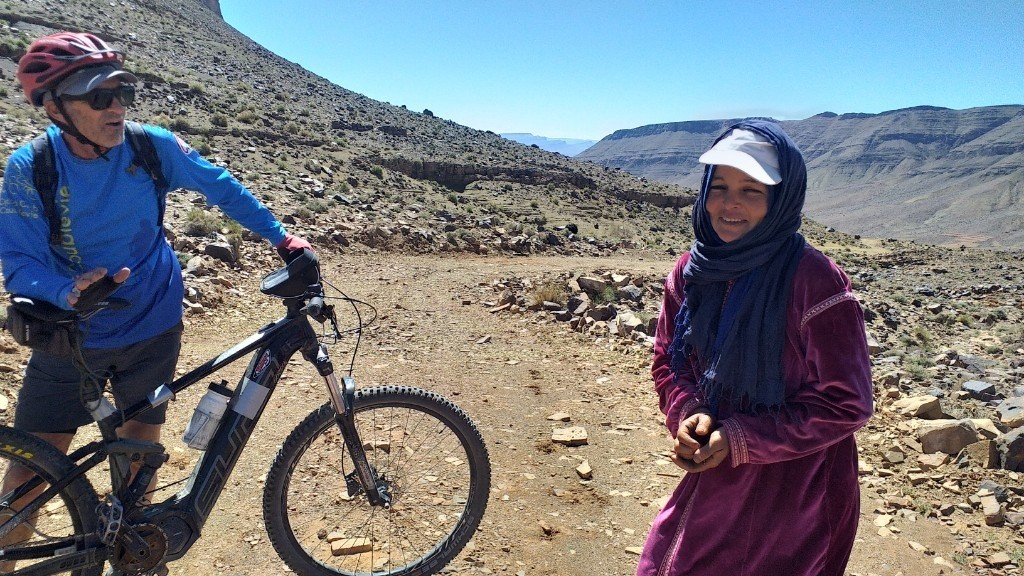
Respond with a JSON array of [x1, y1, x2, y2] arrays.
[[0, 31, 312, 575]]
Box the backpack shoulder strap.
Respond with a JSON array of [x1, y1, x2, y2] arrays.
[[30, 132, 62, 246], [124, 121, 169, 227]]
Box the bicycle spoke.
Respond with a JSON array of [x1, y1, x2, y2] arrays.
[[265, 388, 489, 576]]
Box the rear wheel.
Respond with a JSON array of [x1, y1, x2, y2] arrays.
[[0, 426, 102, 576], [264, 386, 490, 576]]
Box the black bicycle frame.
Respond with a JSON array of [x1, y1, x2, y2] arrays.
[[61, 307, 331, 561]]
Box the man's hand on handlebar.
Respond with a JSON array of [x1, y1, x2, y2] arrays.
[[276, 233, 314, 262], [67, 267, 130, 308]]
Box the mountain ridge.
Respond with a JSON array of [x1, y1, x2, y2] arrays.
[[579, 105, 1024, 248], [500, 133, 597, 157]]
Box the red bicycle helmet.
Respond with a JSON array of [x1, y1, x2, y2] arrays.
[[17, 32, 126, 106]]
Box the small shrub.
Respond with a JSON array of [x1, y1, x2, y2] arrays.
[[592, 286, 618, 305], [150, 114, 172, 129], [305, 198, 328, 213], [236, 110, 257, 124], [184, 208, 223, 237], [211, 113, 229, 127], [370, 165, 384, 179], [170, 117, 191, 132], [530, 281, 567, 306], [905, 363, 931, 381], [190, 136, 212, 156]]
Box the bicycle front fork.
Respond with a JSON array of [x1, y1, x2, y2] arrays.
[[307, 344, 391, 507]]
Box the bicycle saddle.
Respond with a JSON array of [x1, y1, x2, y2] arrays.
[[260, 248, 320, 298]]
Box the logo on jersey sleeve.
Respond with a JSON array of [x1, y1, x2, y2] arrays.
[[174, 135, 194, 155]]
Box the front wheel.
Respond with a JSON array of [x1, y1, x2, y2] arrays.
[[264, 386, 491, 576], [0, 426, 103, 576]]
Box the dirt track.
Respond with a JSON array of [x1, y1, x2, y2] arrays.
[[2, 252, 972, 575]]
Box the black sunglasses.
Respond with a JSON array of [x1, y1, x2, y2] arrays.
[[61, 84, 136, 110]]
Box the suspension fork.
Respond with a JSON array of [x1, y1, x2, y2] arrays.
[[303, 343, 388, 507]]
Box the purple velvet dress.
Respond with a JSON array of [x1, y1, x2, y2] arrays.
[[638, 246, 873, 576]]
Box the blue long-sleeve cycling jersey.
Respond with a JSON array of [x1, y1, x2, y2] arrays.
[[0, 124, 287, 348]]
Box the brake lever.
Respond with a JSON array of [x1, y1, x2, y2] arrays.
[[326, 305, 342, 338]]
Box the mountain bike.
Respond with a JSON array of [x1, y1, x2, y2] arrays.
[[0, 250, 491, 576]]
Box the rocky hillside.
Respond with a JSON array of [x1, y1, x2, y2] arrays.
[[195, 0, 221, 18], [0, 0, 694, 261], [578, 107, 1024, 249]]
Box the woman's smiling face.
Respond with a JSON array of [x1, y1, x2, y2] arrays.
[[705, 165, 770, 243]]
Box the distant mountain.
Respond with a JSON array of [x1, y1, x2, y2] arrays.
[[501, 133, 597, 157], [577, 106, 1024, 249]]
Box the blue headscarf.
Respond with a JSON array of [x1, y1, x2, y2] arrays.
[[668, 120, 807, 415]]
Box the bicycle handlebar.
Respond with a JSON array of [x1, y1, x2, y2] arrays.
[[303, 295, 325, 318]]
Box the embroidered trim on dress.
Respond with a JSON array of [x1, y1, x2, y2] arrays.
[[800, 292, 857, 332], [722, 418, 748, 465], [659, 488, 697, 576]]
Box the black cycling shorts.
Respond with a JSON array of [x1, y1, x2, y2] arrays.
[[14, 322, 183, 433]]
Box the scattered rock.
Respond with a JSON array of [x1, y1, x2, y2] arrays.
[[916, 419, 979, 454], [551, 427, 588, 446], [996, 427, 1024, 471], [328, 535, 372, 556], [996, 396, 1024, 428], [962, 379, 997, 401], [575, 460, 593, 480], [892, 396, 944, 419]]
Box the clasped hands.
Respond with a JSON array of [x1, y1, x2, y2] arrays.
[[672, 411, 730, 473]]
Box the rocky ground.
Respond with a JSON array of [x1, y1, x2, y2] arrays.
[[0, 234, 1022, 576], [0, 3, 1020, 574]]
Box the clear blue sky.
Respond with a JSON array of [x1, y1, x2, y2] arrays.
[[220, 1, 1023, 141]]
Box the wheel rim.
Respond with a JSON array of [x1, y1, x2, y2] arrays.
[[0, 449, 95, 575], [280, 402, 479, 575]]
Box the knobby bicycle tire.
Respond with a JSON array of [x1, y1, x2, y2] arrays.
[[263, 385, 491, 576], [0, 426, 102, 576]]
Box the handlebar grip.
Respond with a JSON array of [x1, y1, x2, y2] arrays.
[[304, 296, 324, 318], [73, 276, 123, 310]]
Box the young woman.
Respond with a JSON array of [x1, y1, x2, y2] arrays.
[[637, 120, 873, 576]]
